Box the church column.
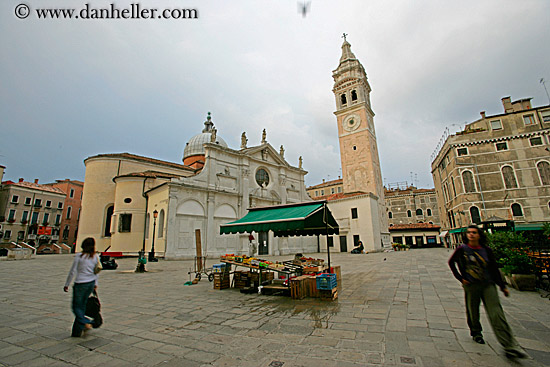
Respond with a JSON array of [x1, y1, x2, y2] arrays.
[[165, 189, 178, 259], [205, 192, 215, 256]]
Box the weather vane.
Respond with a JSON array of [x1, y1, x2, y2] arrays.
[[342, 33, 348, 41]]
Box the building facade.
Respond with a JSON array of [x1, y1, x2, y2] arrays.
[[306, 178, 343, 198], [77, 115, 316, 258], [307, 37, 390, 252], [385, 186, 442, 246], [431, 96, 550, 244], [0, 178, 66, 248], [44, 179, 84, 249]]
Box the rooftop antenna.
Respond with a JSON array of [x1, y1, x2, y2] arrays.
[[541, 78, 550, 105]]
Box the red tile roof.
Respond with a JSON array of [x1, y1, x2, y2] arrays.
[[312, 191, 370, 201], [307, 178, 343, 190], [389, 223, 441, 231], [2, 181, 66, 195]]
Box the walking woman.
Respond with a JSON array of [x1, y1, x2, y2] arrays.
[[448, 225, 526, 359], [64, 237, 100, 337]]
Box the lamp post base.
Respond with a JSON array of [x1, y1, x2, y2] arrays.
[[135, 250, 147, 272], [148, 251, 158, 262]]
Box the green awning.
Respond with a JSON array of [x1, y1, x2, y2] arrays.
[[220, 201, 339, 237], [515, 223, 544, 231], [449, 228, 466, 234]]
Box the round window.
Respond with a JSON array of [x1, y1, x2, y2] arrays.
[[124, 198, 132, 204], [255, 169, 270, 188]]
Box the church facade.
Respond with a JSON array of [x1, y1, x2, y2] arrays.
[[77, 115, 316, 259]]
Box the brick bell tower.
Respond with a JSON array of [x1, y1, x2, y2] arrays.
[[332, 34, 384, 200]]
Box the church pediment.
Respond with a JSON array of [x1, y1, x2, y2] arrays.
[[243, 144, 289, 167]]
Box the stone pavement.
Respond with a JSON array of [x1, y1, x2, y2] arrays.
[[0, 248, 549, 367]]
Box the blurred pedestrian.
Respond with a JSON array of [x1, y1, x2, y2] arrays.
[[448, 225, 526, 359], [64, 237, 100, 337]]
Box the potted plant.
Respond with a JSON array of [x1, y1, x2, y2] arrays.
[[7, 218, 15, 223], [499, 248, 535, 291], [21, 219, 27, 225]]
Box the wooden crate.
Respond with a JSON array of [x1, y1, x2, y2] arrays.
[[331, 266, 342, 282], [213, 273, 230, 290], [290, 277, 306, 299], [319, 288, 338, 301], [303, 275, 319, 298]]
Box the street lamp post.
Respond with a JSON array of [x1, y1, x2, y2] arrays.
[[149, 210, 158, 262]]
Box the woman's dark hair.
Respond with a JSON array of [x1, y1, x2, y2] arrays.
[[463, 224, 487, 246], [80, 237, 96, 258]]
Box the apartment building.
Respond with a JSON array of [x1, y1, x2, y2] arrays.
[[431, 96, 550, 244]]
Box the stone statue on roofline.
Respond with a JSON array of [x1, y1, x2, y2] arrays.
[[211, 128, 217, 143], [280, 145, 285, 158], [261, 129, 267, 144], [299, 156, 303, 169], [241, 132, 248, 149]]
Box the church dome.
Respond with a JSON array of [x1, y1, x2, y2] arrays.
[[183, 113, 228, 161]]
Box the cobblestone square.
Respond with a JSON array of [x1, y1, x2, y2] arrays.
[[1, 249, 548, 366]]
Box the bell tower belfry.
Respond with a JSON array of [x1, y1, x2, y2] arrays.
[[332, 35, 384, 201]]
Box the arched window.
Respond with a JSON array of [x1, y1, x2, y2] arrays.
[[104, 205, 114, 237], [388, 212, 393, 219], [407, 210, 412, 217], [341, 94, 347, 105], [511, 203, 523, 217], [416, 209, 423, 216], [427, 208, 432, 216], [470, 206, 481, 224], [501, 166, 518, 189], [351, 90, 358, 101], [462, 171, 476, 193], [537, 161, 550, 185], [158, 210, 165, 238]]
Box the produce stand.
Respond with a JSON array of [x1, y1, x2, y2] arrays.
[[218, 201, 341, 299], [218, 254, 336, 298]]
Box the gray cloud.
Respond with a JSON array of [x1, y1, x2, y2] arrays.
[[1, 0, 549, 189]]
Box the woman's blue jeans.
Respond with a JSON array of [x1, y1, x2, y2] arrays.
[[71, 281, 95, 336]]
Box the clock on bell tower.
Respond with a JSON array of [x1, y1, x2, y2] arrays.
[[332, 35, 384, 201]]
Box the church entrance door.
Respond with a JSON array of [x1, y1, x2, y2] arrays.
[[258, 231, 269, 255]]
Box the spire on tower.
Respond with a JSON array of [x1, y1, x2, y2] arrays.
[[339, 34, 356, 64]]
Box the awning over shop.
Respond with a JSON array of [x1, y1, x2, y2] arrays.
[[439, 230, 449, 238], [220, 201, 339, 237], [515, 223, 544, 231], [449, 228, 466, 234]]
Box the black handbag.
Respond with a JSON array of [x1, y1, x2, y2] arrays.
[[85, 290, 103, 328]]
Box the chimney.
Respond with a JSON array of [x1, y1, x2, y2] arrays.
[[501, 96, 513, 113], [34, 179, 39, 184], [322, 179, 325, 183], [480, 111, 486, 119], [19, 178, 24, 183]]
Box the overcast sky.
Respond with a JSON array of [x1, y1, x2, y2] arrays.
[[1, 0, 549, 189]]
